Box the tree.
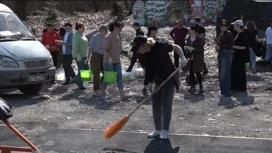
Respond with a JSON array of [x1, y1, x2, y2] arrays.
[[167, 0, 191, 19], [43, 1, 59, 26], [132, 0, 145, 25], [15, 1, 27, 20], [144, 0, 169, 25]]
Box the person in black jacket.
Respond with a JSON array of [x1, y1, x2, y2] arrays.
[[132, 35, 187, 140], [126, 22, 144, 72]]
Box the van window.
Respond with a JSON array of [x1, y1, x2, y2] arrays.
[[0, 12, 33, 37]]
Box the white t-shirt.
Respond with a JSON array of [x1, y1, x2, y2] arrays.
[[265, 27, 272, 44], [62, 32, 70, 54]]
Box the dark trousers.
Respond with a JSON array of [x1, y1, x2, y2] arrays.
[[203, 62, 208, 72], [174, 44, 185, 68], [50, 51, 58, 68], [74, 57, 89, 88], [152, 79, 174, 131], [127, 52, 138, 71], [189, 61, 203, 87], [63, 54, 75, 81], [90, 52, 104, 91]]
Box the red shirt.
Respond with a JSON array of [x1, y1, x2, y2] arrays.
[[170, 27, 189, 46], [42, 31, 61, 52]]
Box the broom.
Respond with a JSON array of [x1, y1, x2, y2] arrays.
[[103, 65, 181, 139]]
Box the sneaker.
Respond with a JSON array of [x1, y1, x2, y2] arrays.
[[160, 129, 169, 139], [147, 130, 161, 138]]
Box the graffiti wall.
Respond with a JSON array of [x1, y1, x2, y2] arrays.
[[132, 0, 226, 26]]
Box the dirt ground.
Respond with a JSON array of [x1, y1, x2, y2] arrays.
[[1, 13, 272, 141]]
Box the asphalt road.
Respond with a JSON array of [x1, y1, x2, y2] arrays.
[[1, 125, 272, 153]]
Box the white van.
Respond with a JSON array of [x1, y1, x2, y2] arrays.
[[0, 3, 56, 94]]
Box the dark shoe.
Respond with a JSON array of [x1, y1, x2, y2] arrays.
[[188, 86, 196, 92], [61, 80, 70, 85], [79, 87, 86, 90], [203, 70, 208, 75], [126, 69, 132, 72], [50, 80, 56, 84], [199, 86, 204, 93], [142, 88, 148, 96]]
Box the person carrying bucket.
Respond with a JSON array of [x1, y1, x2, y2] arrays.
[[86, 25, 108, 96], [101, 21, 128, 101], [132, 35, 187, 139]]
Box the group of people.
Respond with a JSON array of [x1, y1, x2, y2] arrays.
[[42, 21, 129, 100], [40, 16, 272, 139]]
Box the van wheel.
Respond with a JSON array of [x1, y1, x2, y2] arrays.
[[18, 83, 44, 95]]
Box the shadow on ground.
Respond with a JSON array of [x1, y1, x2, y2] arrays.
[[144, 138, 180, 153]]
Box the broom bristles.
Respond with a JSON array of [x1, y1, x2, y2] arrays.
[[103, 115, 130, 139]]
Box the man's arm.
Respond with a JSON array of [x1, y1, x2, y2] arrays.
[[63, 33, 73, 47], [169, 28, 175, 40], [103, 36, 112, 59], [172, 44, 187, 65], [87, 36, 95, 59]]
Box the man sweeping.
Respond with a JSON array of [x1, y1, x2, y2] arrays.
[[132, 36, 187, 139]]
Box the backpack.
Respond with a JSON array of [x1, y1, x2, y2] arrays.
[[0, 98, 12, 120]]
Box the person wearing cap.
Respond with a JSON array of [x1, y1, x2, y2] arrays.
[[215, 20, 233, 97], [170, 18, 189, 68], [147, 25, 158, 39], [194, 17, 209, 75], [230, 17, 239, 36], [85, 25, 108, 96], [56, 23, 75, 85], [231, 20, 248, 92], [132, 35, 187, 139], [42, 23, 61, 69], [126, 22, 144, 72]]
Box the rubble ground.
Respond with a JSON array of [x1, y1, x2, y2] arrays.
[[1, 12, 272, 141]]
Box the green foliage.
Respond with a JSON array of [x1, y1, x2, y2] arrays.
[[167, 0, 191, 19], [111, 1, 128, 20], [43, 1, 59, 26]]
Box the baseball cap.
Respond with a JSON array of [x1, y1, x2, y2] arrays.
[[132, 22, 140, 26], [148, 25, 158, 32], [132, 36, 147, 52], [232, 20, 244, 26], [64, 23, 72, 27]]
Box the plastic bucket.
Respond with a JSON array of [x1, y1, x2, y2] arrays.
[[80, 70, 92, 81], [104, 71, 117, 83]]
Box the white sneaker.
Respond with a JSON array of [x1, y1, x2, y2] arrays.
[[147, 130, 161, 138], [160, 129, 169, 139]]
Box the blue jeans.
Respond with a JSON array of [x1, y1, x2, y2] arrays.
[[102, 63, 123, 90], [74, 57, 89, 88], [218, 50, 233, 96]]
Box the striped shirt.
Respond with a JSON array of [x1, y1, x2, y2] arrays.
[[89, 33, 105, 55]]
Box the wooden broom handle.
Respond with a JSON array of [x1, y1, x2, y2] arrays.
[[128, 65, 181, 117], [1, 120, 38, 151]]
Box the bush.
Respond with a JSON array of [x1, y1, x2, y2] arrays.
[[111, 1, 128, 20], [43, 1, 59, 26]]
